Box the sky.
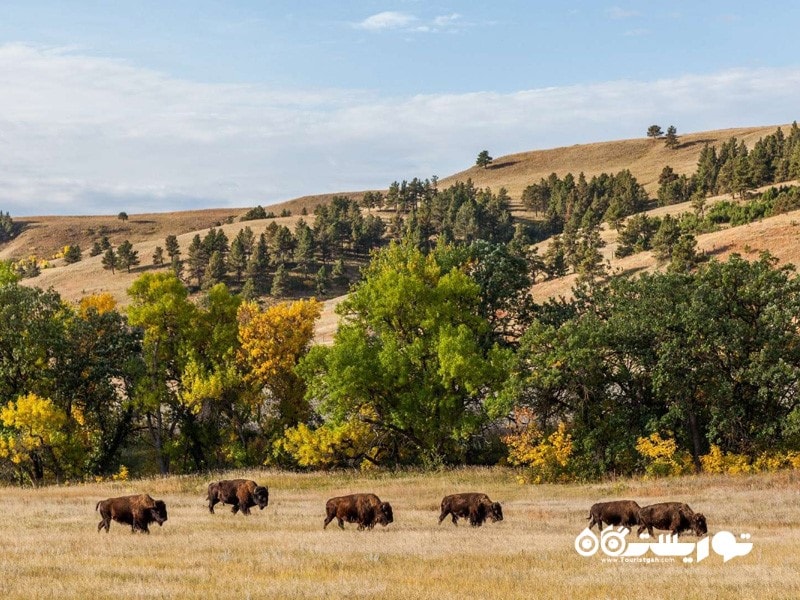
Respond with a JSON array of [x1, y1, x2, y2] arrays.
[[1, 1, 800, 216]]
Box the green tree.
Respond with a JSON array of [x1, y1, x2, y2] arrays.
[[476, 150, 493, 169], [647, 124, 664, 140], [165, 235, 181, 262], [271, 263, 288, 297], [116, 240, 140, 273], [664, 125, 679, 149], [117, 211, 128, 222], [152, 246, 165, 266], [202, 250, 226, 290], [298, 242, 512, 466], [101, 248, 118, 274], [127, 273, 198, 474], [63, 245, 82, 264]]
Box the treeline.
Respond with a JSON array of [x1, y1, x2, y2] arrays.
[[2, 237, 799, 484], [521, 169, 649, 240]]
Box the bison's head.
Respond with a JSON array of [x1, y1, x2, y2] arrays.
[[692, 512, 707, 536], [377, 502, 394, 526], [489, 501, 504, 522], [254, 485, 269, 509], [151, 500, 168, 526]]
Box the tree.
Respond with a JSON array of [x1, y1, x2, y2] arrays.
[[297, 242, 512, 466], [127, 272, 198, 474], [116, 240, 140, 273], [237, 298, 322, 430], [201, 250, 226, 290], [476, 150, 493, 169], [63, 245, 82, 264], [227, 234, 248, 283], [664, 125, 679, 149], [101, 248, 118, 274], [165, 235, 181, 262], [271, 263, 288, 297], [647, 125, 664, 140], [152, 246, 165, 266], [117, 211, 129, 222]]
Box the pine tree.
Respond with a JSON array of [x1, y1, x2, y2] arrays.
[[664, 125, 679, 149], [116, 240, 139, 273], [165, 235, 180, 261], [647, 124, 664, 140], [271, 263, 288, 297], [152, 246, 165, 266], [101, 248, 117, 274], [202, 251, 226, 289], [227, 236, 247, 282]]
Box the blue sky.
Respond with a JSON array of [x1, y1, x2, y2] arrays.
[[1, 1, 799, 216]]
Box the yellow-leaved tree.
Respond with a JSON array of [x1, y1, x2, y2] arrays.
[[78, 292, 117, 317], [238, 298, 322, 438], [0, 392, 83, 485]]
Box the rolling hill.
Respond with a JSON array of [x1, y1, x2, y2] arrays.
[[2, 122, 798, 342]]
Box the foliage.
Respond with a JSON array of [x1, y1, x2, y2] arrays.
[[503, 410, 574, 483], [274, 415, 379, 469], [298, 242, 512, 466], [647, 125, 663, 139], [635, 433, 692, 478], [240, 205, 268, 221], [476, 150, 493, 168], [0, 392, 79, 485]]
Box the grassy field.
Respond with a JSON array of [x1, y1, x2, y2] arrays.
[[0, 468, 797, 599]]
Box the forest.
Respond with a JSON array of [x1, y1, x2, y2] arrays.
[[1, 126, 800, 486]]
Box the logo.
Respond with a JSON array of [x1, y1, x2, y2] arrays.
[[574, 527, 753, 564]]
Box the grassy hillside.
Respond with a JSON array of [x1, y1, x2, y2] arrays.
[[0, 468, 796, 599], [1, 123, 797, 340]]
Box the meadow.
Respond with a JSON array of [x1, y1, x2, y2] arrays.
[[0, 468, 797, 599]]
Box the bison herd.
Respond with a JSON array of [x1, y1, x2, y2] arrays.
[[587, 499, 708, 537], [95, 480, 708, 539]]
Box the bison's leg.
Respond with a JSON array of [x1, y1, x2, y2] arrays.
[[437, 508, 450, 525], [208, 496, 218, 514], [323, 508, 335, 529], [236, 491, 252, 515], [97, 517, 110, 533], [231, 502, 240, 515], [337, 517, 345, 529], [587, 514, 597, 530]]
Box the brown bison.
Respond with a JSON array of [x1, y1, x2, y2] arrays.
[[586, 500, 641, 531], [207, 479, 269, 515], [438, 493, 503, 527], [323, 493, 394, 530], [637, 502, 708, 537], [96, 494, 168, 533]]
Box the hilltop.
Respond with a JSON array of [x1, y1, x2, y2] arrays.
[[2, 122, 798, 341]]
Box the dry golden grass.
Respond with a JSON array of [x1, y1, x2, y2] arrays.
[[0, 469, 797, 599], [439, 124, 789, 199]]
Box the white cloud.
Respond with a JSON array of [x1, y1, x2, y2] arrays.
[[355, 11, 415, 31], [1, 43, 799, 216], [355, 11, 465, 33]]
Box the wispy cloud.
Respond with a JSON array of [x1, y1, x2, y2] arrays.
[[355, 11, 415, 31], [1, 44, 799, 216], [355, 11, 465, 33]]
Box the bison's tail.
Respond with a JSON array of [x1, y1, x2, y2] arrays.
[[96, 501, 101, 511]]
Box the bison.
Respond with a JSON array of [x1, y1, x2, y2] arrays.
[[637, 502, 708, 537], [96, 494, 168, 534], [586, 500, 641, 531], [323, 493, 394, 530], [207, 479, 269, 515], [438, 493, 503, 527]]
